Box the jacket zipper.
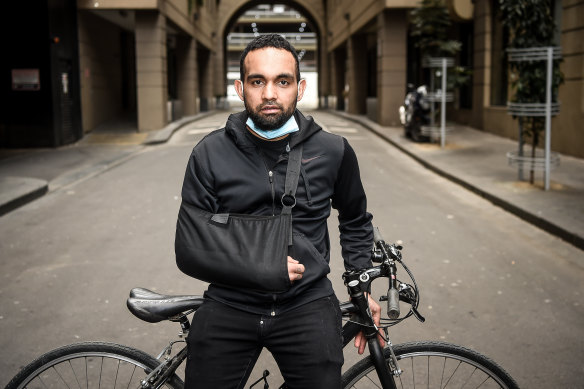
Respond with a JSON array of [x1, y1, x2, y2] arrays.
[[268, 170, 275, 215]]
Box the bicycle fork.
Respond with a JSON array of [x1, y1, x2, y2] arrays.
[[349, 289, 400, 389]]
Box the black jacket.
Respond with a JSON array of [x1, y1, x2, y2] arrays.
[[176, 110, 373, 315]]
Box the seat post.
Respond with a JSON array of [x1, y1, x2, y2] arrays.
[[177, 315, 190, 337]]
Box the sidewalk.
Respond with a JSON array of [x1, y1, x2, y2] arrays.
[[1, 110, 583, 252], [331, 110, 584, 251], [0, 111, 214, 217]]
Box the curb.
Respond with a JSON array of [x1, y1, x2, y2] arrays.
[[0, 177, 48, 217], [328, 110, 584, 251], [0, 111, 220, 217], [143, 110, 219, 145]]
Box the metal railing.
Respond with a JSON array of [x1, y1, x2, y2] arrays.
[[227, 32, 317, 48]]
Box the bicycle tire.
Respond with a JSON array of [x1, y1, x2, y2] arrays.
[[5, 341, 184, 389], [342, 341, 519, 389]]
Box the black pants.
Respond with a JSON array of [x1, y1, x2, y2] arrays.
[[184, 296, 344, 389]]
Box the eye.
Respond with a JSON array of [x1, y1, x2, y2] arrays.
[[251, 80, 264, 87], [278, 80, 291, 87]]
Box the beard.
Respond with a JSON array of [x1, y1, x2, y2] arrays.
[[245, 98, 297, 131]]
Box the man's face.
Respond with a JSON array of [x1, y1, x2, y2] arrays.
[[235, 47, 306, 131]]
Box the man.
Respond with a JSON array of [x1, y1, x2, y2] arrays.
[[176, 34, 381, 388]]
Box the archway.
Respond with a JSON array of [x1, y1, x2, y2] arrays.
[[216, 0, 327, 110]]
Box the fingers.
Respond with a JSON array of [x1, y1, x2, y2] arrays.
[[355, 333, 367, 355], [367, 294, 386, 348], [287, 256, 305, 283]]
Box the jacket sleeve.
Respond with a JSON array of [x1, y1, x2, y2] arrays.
[[175, 146, 220, 277], [180, 147, 219, 212], [331, 138, 374, 270]]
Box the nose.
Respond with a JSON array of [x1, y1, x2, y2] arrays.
[[262, 82, 277, 101]]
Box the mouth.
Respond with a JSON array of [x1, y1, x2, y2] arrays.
[[260, 104, 282, 115]]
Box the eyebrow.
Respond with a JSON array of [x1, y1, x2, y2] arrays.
[[247, 73, 295, 81]]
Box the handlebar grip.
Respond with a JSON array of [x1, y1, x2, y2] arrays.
[[387, 288, 400, 319], [373, 227, 384, 244]]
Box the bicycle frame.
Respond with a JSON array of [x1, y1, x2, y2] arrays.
[[129, 228, 422, 389], [139, 300, 396, 389]]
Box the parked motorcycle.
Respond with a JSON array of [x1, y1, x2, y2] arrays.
[[399, 84, 431, 142]]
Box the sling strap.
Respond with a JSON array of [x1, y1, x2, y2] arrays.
[[281, 144, 303, 245]]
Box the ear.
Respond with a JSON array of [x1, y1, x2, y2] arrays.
[[234, 80, 244, 101], [297, 79, 307, 102]]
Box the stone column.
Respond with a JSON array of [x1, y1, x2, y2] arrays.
[[319, 35, 330, 107], [197, 46, 213, 111], [214, 39, 224, 102], [331, 47, 347, 111], [471, 0, 490, 129], [135, 11, 167, 131], [347, 34, 368, 115], [177, 36, 198, 116], [377, 9, 407, 126]]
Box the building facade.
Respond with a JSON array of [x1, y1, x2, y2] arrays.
[[2, 0, 582, 158]]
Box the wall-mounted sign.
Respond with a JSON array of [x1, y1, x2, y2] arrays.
[[12, 69, 41, 91]]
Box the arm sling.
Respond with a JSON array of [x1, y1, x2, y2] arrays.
[[175, 145, 303, 293]]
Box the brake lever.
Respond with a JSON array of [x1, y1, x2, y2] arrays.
[[411, 307, 425, 323]]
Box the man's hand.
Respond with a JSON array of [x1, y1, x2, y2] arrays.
[[354, 294, 386, 355], [287, 256, 305, 283]]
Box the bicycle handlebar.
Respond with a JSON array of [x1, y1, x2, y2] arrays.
[[373, 227, 401, 320], [343, 226, 424, 326]]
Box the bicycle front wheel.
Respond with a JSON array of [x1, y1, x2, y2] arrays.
[[342, 341, 518, 389], [6, 342, 184, 389]]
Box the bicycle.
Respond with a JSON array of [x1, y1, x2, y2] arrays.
[[6, 228, 519, 389]]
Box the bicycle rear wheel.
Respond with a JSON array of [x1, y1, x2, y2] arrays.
[[342, 341, 518, 389], [5, 342, 184, 389]]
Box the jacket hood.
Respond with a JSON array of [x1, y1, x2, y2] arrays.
[[225, 109, 322, 150]]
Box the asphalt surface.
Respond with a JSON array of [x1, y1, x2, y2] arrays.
[[1, 109, 583, 252], [1, 110, 583, 388]]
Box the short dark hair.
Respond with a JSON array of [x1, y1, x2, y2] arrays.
[[240, 33, 301, 82]]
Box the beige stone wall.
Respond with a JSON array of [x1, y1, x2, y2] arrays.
[[556, 0, 584, 157], [77, 0, 158, 9], [77, 11, 123, 133], [176, 36, 198, 116], [327, 0, 385, 51], [135, 11, 168, 131], [75, 0, 584, 157], [377, 9, 408, 126], [346, 34, 368, 115]]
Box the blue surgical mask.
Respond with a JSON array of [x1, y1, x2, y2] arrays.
[[246, 115, 299, 140]]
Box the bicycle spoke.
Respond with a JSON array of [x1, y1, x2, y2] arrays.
[[114, 359, 121, 389], [53, 365, 72, 389], [38, 373, 49, 389], [127, 365, 138, 389], [342, 342, 517, 389], [99, 356, 103, 389], [364, 374, 382, 388], [6, 343, 183, 389], [68, 359, 83, 389], [442, 360, 462, 388], [461, 367, 478, 389], [476, 375, 491, 389], [411, 357, 415, 389], [426, 355, 429, 388], [440, 356, 446, 389]]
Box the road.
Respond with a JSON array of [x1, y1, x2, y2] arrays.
[[1, 110, 583, 388]]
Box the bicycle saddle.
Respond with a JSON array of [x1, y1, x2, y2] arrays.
[[126, 287, 204, 323]]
